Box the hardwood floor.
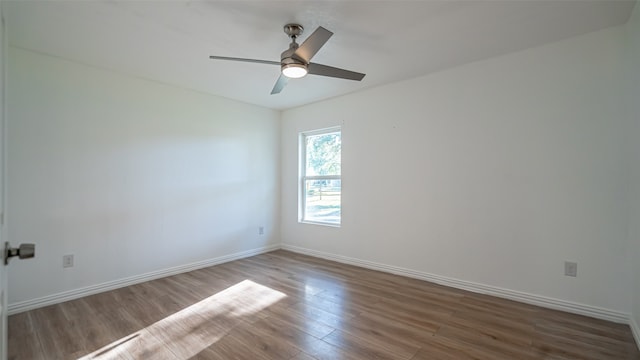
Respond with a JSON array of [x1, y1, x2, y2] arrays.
[[8, 250, 640, 359]]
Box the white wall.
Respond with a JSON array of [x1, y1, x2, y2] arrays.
[[282, 26, 631, 314], [625, 2, 640, 343], [7, 48, 280, 305]]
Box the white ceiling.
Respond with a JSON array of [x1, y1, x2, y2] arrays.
[[4, 0, 636, 110]]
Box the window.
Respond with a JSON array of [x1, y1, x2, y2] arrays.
[[300, 127, 341, 226]]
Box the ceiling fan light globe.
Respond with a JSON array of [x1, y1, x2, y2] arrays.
[[282, 64, 308, 78]]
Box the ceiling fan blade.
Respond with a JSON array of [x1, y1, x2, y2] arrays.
[[294, 26, 333, 63], [209, 56, 280, 66], [308, 63, 366, 81], [271, 74, 289, 95]]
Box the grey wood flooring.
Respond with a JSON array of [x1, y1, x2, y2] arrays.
[[8, 250, 640, 359]]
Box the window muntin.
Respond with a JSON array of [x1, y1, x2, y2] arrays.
[[300, 128, 341, 226]]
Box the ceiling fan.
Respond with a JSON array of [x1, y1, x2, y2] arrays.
[[209, 24, 366, 95]]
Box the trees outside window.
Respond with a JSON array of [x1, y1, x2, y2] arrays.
[[300, 128, 341, 226]]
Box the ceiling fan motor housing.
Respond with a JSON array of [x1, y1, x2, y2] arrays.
[[281, 43, 305, 66]]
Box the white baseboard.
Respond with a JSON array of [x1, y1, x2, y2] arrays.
[[631, 317, 640, 352], [7, 244, 280, 315], [281, 244, 630, 324]]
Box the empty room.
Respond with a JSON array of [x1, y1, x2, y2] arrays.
[[0, 0, 639, 359]]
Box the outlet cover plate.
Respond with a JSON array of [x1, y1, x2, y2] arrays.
[[564, 261, 577, 277], [63, 254, 74, 268]]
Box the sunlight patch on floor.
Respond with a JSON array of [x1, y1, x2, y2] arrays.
[[78, 279, 287, 359]]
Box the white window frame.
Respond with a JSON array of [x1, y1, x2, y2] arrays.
[[299, 126, 341, 227]]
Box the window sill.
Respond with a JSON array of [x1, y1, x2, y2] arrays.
[[299, 220, 341, 228]]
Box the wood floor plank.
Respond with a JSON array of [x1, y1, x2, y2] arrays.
[[7, 249, 640, 360], [29, 304, 86, 357], [7, 312, 46, 360], [222, 321, 302, 360], [435, 322, 542, 359], [411, 334, 517, 360], [344, 311, 436, 348], [365, 299, 452, 333], [324, 317, 422, 359], [62, 299, 137, 356], [322, 329, 417, 360], [191, 330, 274, 360], [450, 307, 537, 335], [249, 315, 324, 351], [312, 284, 384, 314], [441, 312, 534, 348], [114, 329, 180, 360], [289, 352, 318, 360], [263, 305, 336, 339], [285, 301, 355, 330], [531, 331, 634, 360], [291, 337, 361, 360]]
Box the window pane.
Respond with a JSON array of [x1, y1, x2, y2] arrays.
[[305, 179, 341, 224], [305, 132, 341, 176]]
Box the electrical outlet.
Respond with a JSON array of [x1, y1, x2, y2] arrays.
[[63, 254, 74, 268], [564, 261, 577, 277], [258, 226, 265, 235]]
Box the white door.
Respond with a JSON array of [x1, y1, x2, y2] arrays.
[[0, 2, 8, 359]]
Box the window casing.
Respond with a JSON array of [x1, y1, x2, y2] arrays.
[[299, 127, 341, 226]]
